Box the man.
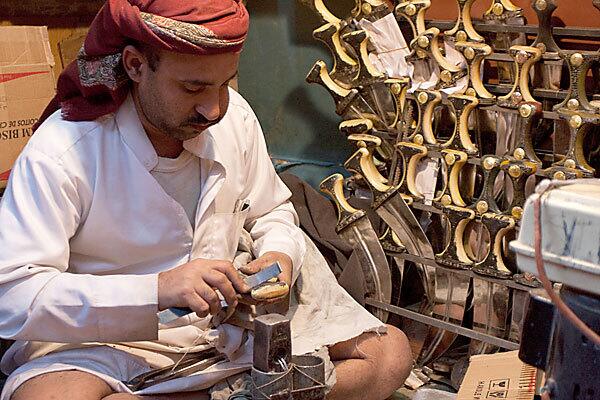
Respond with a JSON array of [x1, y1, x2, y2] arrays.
[[0, 1, 412, 399]]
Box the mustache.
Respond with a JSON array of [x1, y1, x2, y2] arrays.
[[185, 115, 210, 125], [185, 114, 222, 126]]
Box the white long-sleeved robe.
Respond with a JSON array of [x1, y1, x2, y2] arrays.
[[0, 89, 384, 396]]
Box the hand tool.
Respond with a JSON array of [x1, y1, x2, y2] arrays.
[[125, 348, 226, 391], [159, 263, 283, 324], [253, 314, 292, 373], [251, 314, 294, 400]]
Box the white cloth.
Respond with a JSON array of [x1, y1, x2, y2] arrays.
[[0, 233, 384, 398], [356, 13, 413, 80], [0, 88, 305, 366], [151, 150, 201, 227], [0, 88, 385, 397]]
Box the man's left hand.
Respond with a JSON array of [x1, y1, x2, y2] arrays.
[[239, 251, 293, 287]]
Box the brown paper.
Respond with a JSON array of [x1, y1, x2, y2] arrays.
[[0, 26, 56, 188], [457, 351, 538, 400]]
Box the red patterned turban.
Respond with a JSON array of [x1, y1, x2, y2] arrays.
[[37, 0, 249, 127]]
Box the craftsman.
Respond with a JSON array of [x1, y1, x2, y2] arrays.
[[0, 0, 412, 399]]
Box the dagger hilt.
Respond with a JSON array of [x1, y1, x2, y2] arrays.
[[472, 213, 516, 278], [499, 159, 538, 214], [411, 28, 464, 74], [515, 102, 543, 163], [445, 0, 484, 43], [379, 227, 406, 254], [553, 51, 600, 114], [475, 155, 503, 215], [311, 0, 342, 24], [395, 141, 428, 199], [345, 147, 393, 198], [448, 94, 479, 154], [551, 111, 599, 176], [435, 205, 476, 268], [340, 118, 374, 136], [306, 60, 359, 115], [341, 118, 394, 161], [385, 78, 411, 131], [395, 1, 431, 38], [531, 0, 560, 53], [312, 23, 358, 85], [442, 149, 468, 207], [319, 173, 363, 227], [351, 0, 387, 20], [454, 41, 496, 102], [497, 46, 542, 108], [416, 90, 442, 145], [342, 30, 386, 86], [483, 0, 523, 21]]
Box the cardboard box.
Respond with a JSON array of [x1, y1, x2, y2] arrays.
[[0, 26, 56, 188], [457, 351, 540, 400]]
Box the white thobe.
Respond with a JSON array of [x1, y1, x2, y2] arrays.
[[0, 89, 384, 396]]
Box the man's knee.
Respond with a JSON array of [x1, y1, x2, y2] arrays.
[[381, 324, 413, 384], [11, 370, 114, 400]]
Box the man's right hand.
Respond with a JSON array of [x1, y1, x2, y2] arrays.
[[158, 259, 250, 318]]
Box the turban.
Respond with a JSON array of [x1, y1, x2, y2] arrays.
[[36, 0, 249, 127]]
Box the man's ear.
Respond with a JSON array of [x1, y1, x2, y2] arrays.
[[122, 45, 146, 83]]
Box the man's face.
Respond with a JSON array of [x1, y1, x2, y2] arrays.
[[135, 50, 240, 141]]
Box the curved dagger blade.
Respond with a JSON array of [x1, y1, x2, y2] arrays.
[[345, 148, 464, 364], [320, 173, 393, 321]]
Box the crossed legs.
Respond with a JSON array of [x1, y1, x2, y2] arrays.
[[10, 325, 412, 400]]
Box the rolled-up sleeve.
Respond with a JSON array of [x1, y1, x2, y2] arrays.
[[0, 148, 159, 343], [240, 110, 306, 282]]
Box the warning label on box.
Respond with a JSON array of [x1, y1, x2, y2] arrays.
[[457, 351, 537, 400]]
